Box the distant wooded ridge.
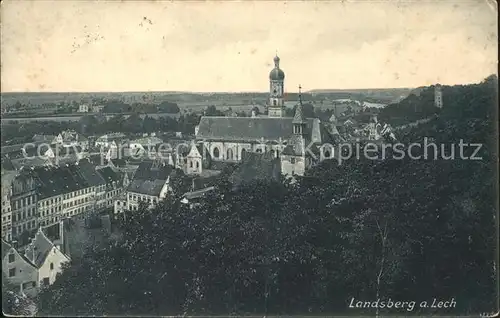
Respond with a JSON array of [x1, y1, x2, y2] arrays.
[[1, 87, 414, 106]]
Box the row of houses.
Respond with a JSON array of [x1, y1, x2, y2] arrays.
[[1, 159, 127, 244]]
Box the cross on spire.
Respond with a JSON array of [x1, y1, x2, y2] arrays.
[[298, 84, 302, 103]]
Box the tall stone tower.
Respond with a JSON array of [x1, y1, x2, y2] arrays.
[[268, 54, 285, 117], [434, 84, 443, 108]]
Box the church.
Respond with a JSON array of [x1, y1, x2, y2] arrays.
[[194, 55, 335, 176]]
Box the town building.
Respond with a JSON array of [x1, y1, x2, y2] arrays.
[[95, 133, 127, 148], [97, 166, 127, 209], [129, 135, 164, 152], [1, 172, 16, 242], [185, 141, 203, 175], [1, 226, 70, 297], [126, 161, 174, 211], [24, 228, 70, 287], [78, 104, 90, 113], [2, 240, 38, 297], [10, 173, 38, 242], [196, 57, 335, 176]]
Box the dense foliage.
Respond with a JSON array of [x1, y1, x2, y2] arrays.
[[1, 113, 201, 145], [36, 77, 497, 316]]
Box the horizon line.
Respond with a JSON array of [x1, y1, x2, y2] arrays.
[[0, 87, 419, 95]]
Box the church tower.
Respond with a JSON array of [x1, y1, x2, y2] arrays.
[[434, 84, 443, 108], [280, 85, 308, 177], [268, 54, 285, 117]]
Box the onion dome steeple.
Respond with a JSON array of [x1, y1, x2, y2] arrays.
[[269, 53, 285, 81]]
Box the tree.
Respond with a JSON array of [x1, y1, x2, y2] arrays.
[[37, 77, 497, 316]]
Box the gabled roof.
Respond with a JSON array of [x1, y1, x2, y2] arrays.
[[24, 229, 54, 267], [24, 228, 68, 267], [133, 161, 173, 182], [1, 239, 37, 269], [127, 179, 167, 196], [196, 116, 324, 143], [31, 164, 91, 199], [127, 161, 174, 196], [96, 166, 121, 185], [76, 159, 106, 186], [109, 158, 127, 167], [187, 142, 202, 158]]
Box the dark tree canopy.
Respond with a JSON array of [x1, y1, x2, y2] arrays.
[[36, 77, 497, 316]]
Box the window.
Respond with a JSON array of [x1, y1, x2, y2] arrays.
[[273, 100, 277, 106], [190, 161, 193, 168], [227, 148, 233, 160], [213, 147, 220, 158], [8, 253, 15, 263], [196, 162, 200, 168], [50, 263, 54, 270], [43, 277, 50, 286], [291, 157, 296, 164], [8, 268, 15, 277]]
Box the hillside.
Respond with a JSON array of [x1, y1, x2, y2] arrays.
[[35, 76, 498, 316]]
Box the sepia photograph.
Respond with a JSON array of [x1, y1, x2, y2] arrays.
[[0, 0, 498, 316]]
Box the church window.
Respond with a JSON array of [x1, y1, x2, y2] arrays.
[[273, 100, 277, 106], [190, 161, 193, 168], [241, 148, 246, 159], [324, 150, 331, 158], [256, 148, 262, 153], [213, 147, 220, 158], [227, 148, 233, 160], [291, 157, 296, 164], [196, 162, 199, 168]]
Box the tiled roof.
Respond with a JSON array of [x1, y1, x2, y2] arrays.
[[127, 161, 174, 196], [127, 179, 166, 196], [196, 116, 324, 142], [11, 157, 52, 170], [96, 167, 121, 185], [76, 160, 106, 186], [24, 228, 56, 267], [130, 137, 163, 146], [230, 152, 281, 187], [31, 164, 94, 199], [133, 161, 173, 181]]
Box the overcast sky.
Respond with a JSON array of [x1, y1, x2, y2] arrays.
[[1, 0, 497, 92]]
